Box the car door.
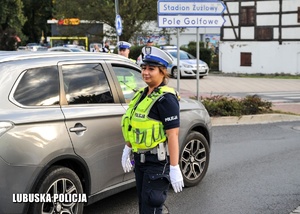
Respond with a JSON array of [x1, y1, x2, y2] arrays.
[[59, 61, 126, 195], [106, 62, 146, 181]]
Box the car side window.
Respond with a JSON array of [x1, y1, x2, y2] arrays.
[[112, 65, 146, 102], [62, 63, 114, 104], [14, 66, 59, 106]]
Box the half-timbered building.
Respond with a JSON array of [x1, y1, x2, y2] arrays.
[[220, 0, 300, 74]]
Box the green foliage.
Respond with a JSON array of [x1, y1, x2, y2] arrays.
[[0, 0, 27, 49], [210, 54, 219, 70], [241, 95, 272, 115], [53, 0, 158, 42], [129, 45, 143, 61], [201, 95, 273, 117], [22, 0, 53, 44]]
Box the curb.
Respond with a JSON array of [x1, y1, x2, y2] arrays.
[[211, 113, 300, 126]]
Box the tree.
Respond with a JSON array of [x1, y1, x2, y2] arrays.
[[53, 0, 158, 42], [0, 0, 26, 50], [22, 0, 53, 44]]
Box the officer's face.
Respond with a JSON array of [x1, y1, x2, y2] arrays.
[[141, 65, 164, 87], [119, 48, 129, 58]]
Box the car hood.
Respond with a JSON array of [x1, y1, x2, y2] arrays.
[[180, 59, 206, 65], [179, 97, 206, 111]]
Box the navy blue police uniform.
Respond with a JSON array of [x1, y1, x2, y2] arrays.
[[133, 83, 180, 214]]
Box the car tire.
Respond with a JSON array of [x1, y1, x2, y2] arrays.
[[179, 131, 210, 187], [29, 166, 84, 214]]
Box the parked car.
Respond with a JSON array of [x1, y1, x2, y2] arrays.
[[26, 43, 42, 51], [0, 51, 212, 214], [164, 49, 209, 79], [48, 46, 87, 52]]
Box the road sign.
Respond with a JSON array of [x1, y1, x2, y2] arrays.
[[115, 14, 122, 36], [158, 15, 225, 28], [157, 1, 226, 15]]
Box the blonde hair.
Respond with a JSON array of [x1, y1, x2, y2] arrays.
[[159, 66, 170, 84]]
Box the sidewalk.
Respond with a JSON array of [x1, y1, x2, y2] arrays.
[[272, 102, 300, 115], [168, 76, 300, 116]]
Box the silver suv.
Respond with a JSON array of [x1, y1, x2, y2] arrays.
[[0, 51, 212, 214]]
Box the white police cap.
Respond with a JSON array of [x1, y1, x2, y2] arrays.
[[141, 46, 172, 68], [117, 41, 131, 49]]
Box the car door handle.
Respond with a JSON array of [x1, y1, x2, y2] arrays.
[[69, 126, 87, 132]]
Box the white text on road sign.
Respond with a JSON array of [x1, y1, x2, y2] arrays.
[[158, 15, 225, 28], [157, 1, 226, 15]]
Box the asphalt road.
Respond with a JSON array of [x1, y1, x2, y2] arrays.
[[83, 121, 300, 214]]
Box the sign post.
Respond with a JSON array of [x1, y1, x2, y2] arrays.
[[157, 0, 226, 99]]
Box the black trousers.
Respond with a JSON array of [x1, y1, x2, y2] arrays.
[[133, 152, 170, 214]]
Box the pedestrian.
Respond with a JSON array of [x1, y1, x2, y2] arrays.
[[136, 38, 154, 65], [117, 41, 136, 63], [93, 44, 100, 52], [121, 46, 184, 214], [102, 40, 110, 53]]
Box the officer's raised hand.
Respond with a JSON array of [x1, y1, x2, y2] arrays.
[[170, 165, 184, 193], [121, 144, 133, 173]]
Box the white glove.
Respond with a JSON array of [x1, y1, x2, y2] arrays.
[[121, 145, 133, 173], [170, 165, 184, 193]]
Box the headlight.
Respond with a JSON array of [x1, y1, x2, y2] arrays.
[[181, 63, 193, 68]]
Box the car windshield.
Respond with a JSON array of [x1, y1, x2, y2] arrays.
[[168, 51, 195, 60], [70, 48, 85, 52]]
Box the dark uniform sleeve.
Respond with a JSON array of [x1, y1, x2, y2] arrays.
[[148, 93, 180, 130]]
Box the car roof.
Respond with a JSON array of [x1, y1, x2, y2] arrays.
[[0, 51, 137, 64], [48, 47, 86, 52]]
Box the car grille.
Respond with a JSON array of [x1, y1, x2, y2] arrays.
[[192, 69, 208, 74]]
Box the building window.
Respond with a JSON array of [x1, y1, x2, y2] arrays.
[[240, 6, 256, 26], [256, 27, 273, 40], [241, 52, 252, 66]]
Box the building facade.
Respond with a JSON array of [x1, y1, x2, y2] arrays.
[[220, 0, 300, 74]]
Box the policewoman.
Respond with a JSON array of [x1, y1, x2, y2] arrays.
[[121, 46, 184, 213], [117, 41, 136, 63]]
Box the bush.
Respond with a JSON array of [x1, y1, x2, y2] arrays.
[[210, 55, 219, 71], [241, 95, 272, 115], [201, 95, 273, 117], [129, 45, 144, 61]]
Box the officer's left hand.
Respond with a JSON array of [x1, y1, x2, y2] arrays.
[[170, 165, 184, 193]]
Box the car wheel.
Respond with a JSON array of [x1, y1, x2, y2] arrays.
[[29, 166, 84, 214], [172, 67, 180, 79], [179, 131, 210, 187]]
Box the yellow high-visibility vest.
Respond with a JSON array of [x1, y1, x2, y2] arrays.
[[121, 86, 177, 152]]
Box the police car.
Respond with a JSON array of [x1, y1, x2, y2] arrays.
[[160, 46, 209, 79]]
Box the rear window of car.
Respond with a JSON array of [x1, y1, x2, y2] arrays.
[[14, 66, 59, 106]]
